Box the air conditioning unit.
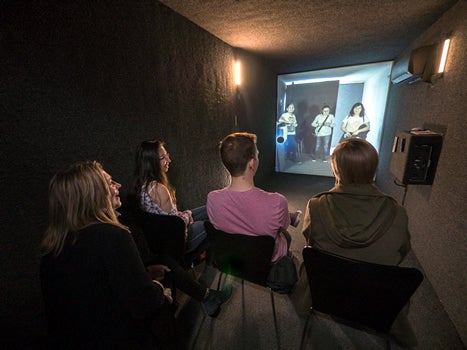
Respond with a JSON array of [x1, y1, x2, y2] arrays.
[[391, 45, 436, 84]]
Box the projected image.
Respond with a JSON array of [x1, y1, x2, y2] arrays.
[[275, 61, 393, 177]]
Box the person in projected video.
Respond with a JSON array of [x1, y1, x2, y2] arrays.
[[278, 102, 299, 162], [341, 102, 370, 140], [311, 105, 335, 161]]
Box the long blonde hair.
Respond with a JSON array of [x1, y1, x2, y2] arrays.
[[40, 161, 127, 257]]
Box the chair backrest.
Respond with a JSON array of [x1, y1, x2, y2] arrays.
[[140, 211, 186, 265], [204, 221, 275, 286], [302, 246, 424, 333]]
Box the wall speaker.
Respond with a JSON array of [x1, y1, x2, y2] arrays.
[[390, 130, 443, 185]]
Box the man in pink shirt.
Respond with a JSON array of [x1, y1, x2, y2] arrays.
[[207, 132, 300, 263]]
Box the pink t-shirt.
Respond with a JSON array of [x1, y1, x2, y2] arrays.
[[207, 187, 291, 263]]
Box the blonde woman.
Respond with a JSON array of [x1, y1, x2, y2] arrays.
[[40, 161, 171, 349]]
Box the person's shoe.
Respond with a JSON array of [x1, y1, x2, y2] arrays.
[[290, 210, 302, 227], [202, 284, 233, 317]]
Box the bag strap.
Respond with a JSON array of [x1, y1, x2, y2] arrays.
[[316, 115, 330, 133]]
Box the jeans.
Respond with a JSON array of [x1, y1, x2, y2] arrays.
[[153, 254, 207, 301], [186, 205, 209, 253], [286, 135, 298, 161], [315, 135, 331, 160]]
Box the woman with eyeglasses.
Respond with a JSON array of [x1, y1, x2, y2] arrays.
[[131, 140, 208, 253]]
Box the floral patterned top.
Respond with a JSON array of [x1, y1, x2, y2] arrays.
[[140, 181, 192, 225]]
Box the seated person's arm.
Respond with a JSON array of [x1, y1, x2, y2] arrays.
[[397, 209, 411, 261], [149, 182, 175, 213], [277, 196, 291, 231], [146, 264, 171, 281], [301, 200, 313, 244]]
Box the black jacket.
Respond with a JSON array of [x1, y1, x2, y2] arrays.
[[40, 223, 167, 349]]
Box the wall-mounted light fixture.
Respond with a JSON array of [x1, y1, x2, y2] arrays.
[[427, 37, 452, 83], [234, 60, 241, 86], [417, 37, 452, 83], [392, 37, 452, 85], [437, 38, 451, 74]]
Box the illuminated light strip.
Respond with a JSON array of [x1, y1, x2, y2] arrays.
[[438, 39, 450, 73], [234, 61, 241, 86]]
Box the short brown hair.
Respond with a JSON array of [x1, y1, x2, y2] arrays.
[[219, 132, 257, 176], [331, 139, 378, 184]]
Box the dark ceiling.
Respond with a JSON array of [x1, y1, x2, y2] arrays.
[[159, 0, 458, 73]]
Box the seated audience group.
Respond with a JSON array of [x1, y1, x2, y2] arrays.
[[40, 132, 415, 348]]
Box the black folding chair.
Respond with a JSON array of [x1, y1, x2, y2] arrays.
[[139, 211, 207, 269], [300, 246, 424, 349], [204, 221, 281, 349]]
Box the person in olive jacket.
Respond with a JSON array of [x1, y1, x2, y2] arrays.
[[293, 139, 416, 348]]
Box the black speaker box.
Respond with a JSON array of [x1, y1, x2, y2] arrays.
[[390, 130, 443, 185]]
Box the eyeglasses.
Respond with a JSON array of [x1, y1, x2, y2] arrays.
[[159, 153, 170, 160]]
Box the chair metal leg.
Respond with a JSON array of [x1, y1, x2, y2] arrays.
[[189, 312, 207, 350], [270, 289, 281, 350], [216, 271, 224, 290], [300, 313, 311, 350]]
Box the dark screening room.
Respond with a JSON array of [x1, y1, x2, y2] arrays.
[[1, 1, 466, 349]]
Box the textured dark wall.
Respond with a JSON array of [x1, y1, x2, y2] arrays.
[[377, 0, 467, 342], [2, 0, 466, 346], [1, 1, 276, 344]]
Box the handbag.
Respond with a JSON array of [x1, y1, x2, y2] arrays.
[[266, 254, 298, 294]]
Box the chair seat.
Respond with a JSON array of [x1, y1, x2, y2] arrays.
[[300, 246, 423, 349]]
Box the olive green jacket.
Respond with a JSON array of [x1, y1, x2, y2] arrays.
[[290, 184, 416, 346], [303, 183, 410, 265]]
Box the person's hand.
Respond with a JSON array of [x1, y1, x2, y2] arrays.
[[146, 265, 171, 281], [152, 280, 173, 304], [163, 288, 173, 304], [183, 210, 194, 224]]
